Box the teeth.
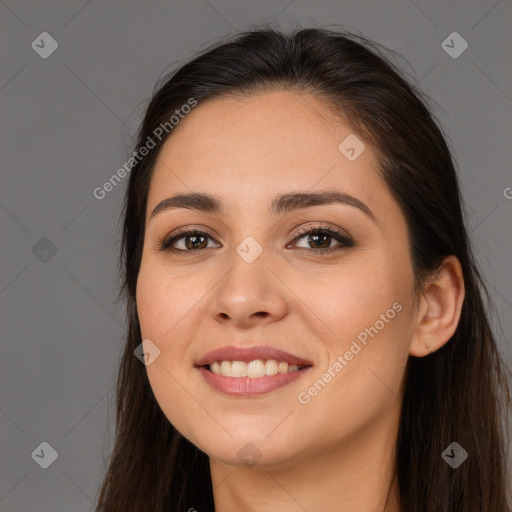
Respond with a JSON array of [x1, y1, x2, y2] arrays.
[[247, 359, 265, 378], [231, 361, 247, 377], [265, 360, 279, 376], [209, 359, 305, 377], [220, 361, 232, 376]]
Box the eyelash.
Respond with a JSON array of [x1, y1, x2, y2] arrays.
[[158, 223, 354, 255]]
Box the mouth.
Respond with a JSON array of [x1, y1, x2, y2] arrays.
[[195, 345, 313, 396]]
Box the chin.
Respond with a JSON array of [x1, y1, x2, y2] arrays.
[[190, 430, 304, 468]]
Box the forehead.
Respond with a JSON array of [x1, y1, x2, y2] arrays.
[[147, 90, 386, 214], [155, 90, 350, 161]]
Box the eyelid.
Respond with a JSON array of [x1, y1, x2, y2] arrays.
[[291, 222, 351, 241]]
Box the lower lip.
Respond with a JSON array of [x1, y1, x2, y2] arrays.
[[197, 366, 312, 396]]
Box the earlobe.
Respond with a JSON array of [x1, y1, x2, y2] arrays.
[[409, 255, 465, 357]]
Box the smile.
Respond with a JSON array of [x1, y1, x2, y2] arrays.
[[195, 345, 313, 396]]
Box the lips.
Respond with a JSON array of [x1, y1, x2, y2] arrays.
[[197, 366, 312, 396], [195, 345, 314, 396], [195, 345, 313, 367]]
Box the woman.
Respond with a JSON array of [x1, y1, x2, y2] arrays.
[[96, 26, 511, 511]]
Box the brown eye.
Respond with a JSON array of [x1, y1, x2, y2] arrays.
[[301, 232, 333, 249], [290, 225, 354, 253], [160, 230, 219, 252], [182, 234, 209, 250]]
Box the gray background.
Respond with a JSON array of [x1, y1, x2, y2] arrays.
[[1, 0, 511, 510]]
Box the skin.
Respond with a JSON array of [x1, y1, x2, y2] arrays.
[[136, 90, 465, 511]]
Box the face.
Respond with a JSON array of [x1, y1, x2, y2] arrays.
[[136, 90, 418, 467]]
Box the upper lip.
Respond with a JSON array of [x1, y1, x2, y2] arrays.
[[195, 345, 313, 367]]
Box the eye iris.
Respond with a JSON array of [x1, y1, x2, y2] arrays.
[[309, 233, 331, 249], [185, 234, 208, 250]]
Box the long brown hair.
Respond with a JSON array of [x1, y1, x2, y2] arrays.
[[95, 25, 511, 511]]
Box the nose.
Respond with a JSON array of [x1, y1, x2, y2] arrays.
[[209, 250, 289, 328]]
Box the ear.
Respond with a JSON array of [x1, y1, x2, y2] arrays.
[[409, 255, 465, 357]]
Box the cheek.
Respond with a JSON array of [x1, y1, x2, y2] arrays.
[[295, 253, 414, 408], [303, 254, 412, 345], [135, 261, 212, 443], [136, 258, 207, 343]]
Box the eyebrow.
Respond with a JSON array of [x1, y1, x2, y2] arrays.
[[150, 190, 377, 222]]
